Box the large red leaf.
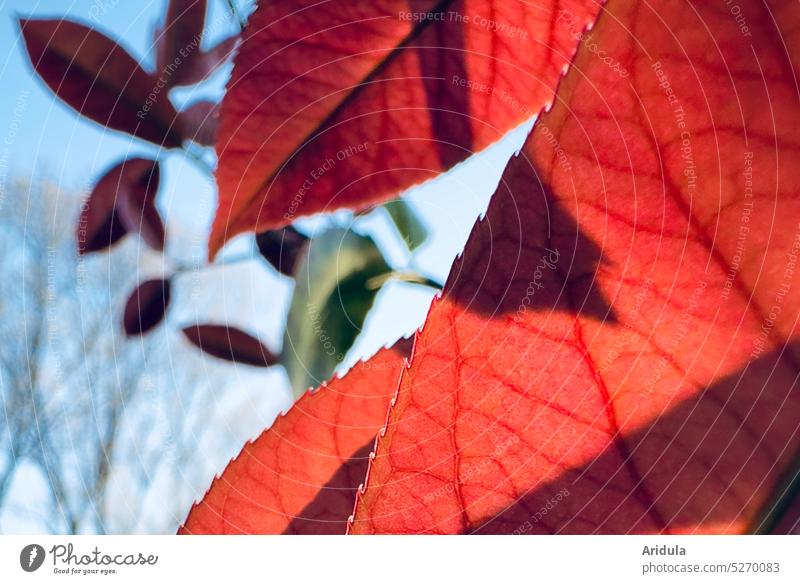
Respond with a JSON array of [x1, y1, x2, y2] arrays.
[[179, 340, 411, 534], [20, 19, 183, 148], [209, 0, 604, 256], [351, 0, 800, 534]]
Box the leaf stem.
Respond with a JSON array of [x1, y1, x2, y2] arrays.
[[183, 146, 216, 177], [225, 0, 246, 32], [367, 271, 443, 291], [170, 248, 256, 276]]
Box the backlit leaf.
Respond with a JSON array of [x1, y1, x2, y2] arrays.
[[179, 341, 411, 534], [209, 0, 603, 256], [351, 0, 800, 534]]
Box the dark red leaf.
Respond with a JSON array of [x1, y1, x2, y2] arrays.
[[182, 324, 278, 367], [20, 18, 183, 147], [154, 0, 236, 88], [255, 226, 309, 277], [172, 35, 238, 87], [114, 158, 165, 251], [123, 278, 171, 336], [154, 0, 207, 83], [178, 100, 219, 147], [77, 163, 129, 254]]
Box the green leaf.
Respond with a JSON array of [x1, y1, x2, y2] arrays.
[[384, 199, 428, 251], [282, 228, 391, 398]]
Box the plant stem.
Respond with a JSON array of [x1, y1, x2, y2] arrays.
[[367, 271, 443, 291], [171, 249, 256, 277], [225, 0, 246, 32]]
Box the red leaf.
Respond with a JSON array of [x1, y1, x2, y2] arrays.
[[208, 0, 603, 257], [179, 340, 412, 534], [173, 35, 238, 87], [154, 0, 207, 85], [123, 278, 171, 336], [351, 0, 800, 534], [20, 18, 183, 147], [114, 159, 165, 251], [178, 100, 219, 147], [182, 324, 278, 367], [255, 226, 309, 277], [77, 161, 130, 254]]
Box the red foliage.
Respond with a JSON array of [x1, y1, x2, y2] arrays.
[[209, 0, 603, 256], [20, 19, 183, 147], [153, 0, 237, 88], [352, 0, 800, 534], [181, 324, 278, 367], [78, 158, 162, 254], [123, 279, 172, 336], [179, 341, 411, 534], [185, 0, 800, 535], [114, 159, 164, 252]]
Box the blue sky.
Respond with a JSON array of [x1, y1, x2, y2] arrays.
[[0, 0, 531, 393]]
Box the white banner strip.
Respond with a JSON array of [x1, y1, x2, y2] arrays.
[[0, 535, 798, 583]]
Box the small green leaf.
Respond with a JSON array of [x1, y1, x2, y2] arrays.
[[384, 199, 428, 251], [282, 228, 391, 398]]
